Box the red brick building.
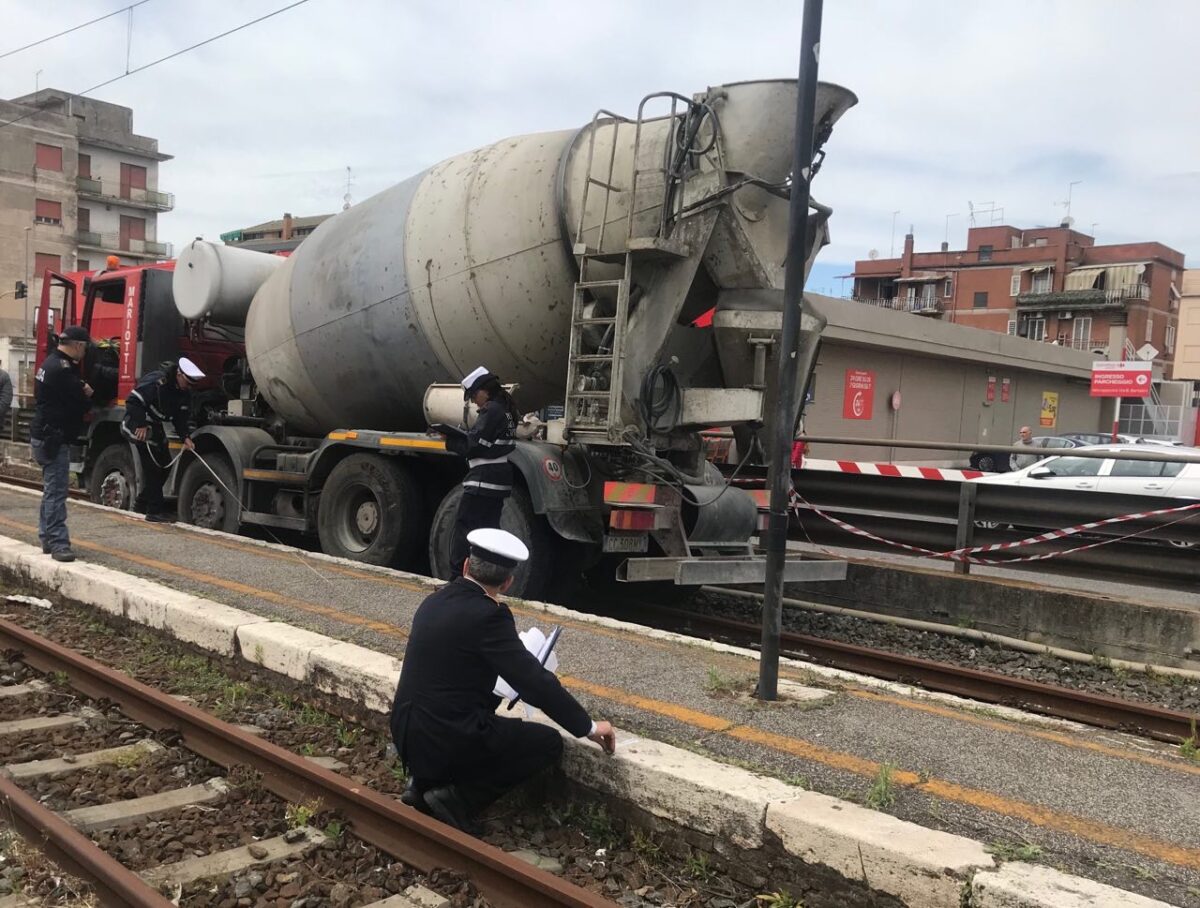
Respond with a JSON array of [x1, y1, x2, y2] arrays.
[[851, 225, 1185, 369]]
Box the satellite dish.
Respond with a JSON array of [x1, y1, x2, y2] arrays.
[[868, 249, 879, 260], [1135, 263, 1146, 275], [1062, 216, 1075, 227]]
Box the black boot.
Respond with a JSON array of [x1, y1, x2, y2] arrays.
[[423, 785, 481, 836], [400, 779, 432, 815]]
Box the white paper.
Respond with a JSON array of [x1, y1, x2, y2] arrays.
[[6, 595, 51, 610], [494, 626, 560, 700]]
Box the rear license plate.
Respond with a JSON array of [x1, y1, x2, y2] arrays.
[[603, 532, 648, 554]]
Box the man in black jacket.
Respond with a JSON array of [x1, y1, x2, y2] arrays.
[[31, 326, 93, 561], [122, 357, 202, 521], [391, 528, 615, 833]]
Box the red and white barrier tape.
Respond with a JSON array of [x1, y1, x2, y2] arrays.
[[803, 458, 985, 482], [788, 490, 1200, 565]]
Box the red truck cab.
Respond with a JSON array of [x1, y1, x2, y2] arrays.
[[34, 262, 244, 507]]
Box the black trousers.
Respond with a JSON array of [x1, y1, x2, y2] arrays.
[[449, 492, 505, 578], [131, 440, 169, 515], [413, 717, 563, 815]]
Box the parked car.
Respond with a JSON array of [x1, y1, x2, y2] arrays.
[[972, 444, 1200, 547], [968, 435, 1082, 473]]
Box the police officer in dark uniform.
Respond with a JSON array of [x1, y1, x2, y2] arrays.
[[391, 528, 616, 833], [122, 357, 203, 521], [31, 326, 94, 562], [446, 366, 519, 578]]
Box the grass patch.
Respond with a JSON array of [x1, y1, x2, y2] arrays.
[[865, 763, 897, 810], [1180, 719, 1199, 764], [757, 892, 802, 908], [987, 841, 1044, 863], [685, 851, 716, 882], [285, 800, 321, 829]]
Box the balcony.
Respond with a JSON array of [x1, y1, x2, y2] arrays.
[[852, 296, 944, 316], [77, 229, 173, 259], [1016, 283, 1150, 310], [76, 176, 175, 212]]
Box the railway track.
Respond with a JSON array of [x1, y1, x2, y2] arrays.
[[618, 597, 1199, 745], [0, 619, 609, 908]]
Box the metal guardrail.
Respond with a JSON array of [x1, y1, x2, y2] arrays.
[[799, 435, 1200, 463]]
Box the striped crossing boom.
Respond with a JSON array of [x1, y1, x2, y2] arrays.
[[804, 459, 985, 482]]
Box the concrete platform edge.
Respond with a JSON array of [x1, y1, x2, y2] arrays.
[[0, 534, 1181, 907]]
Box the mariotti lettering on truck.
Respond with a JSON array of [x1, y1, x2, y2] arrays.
[[35, 79, 856, 600]]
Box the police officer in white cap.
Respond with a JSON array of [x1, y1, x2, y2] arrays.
[[390, 527, 616, 833], [121, 357, 204, 522], [443, 366, 520, 578]]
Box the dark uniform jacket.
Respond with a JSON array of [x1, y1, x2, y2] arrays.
[[31, 350, 90, 448], [390, 577, 591, 777], [461, 399, 516, 498], [122, 371, 192, 443]]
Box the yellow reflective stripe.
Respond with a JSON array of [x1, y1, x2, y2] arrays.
[[380, 436, 446, 451], [327, 431, 358, 441]]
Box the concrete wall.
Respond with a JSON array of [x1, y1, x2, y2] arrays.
[[803, 294, 1104, 462]]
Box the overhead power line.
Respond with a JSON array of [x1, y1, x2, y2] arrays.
[[0, 0, 315, 131], [0, 1, 154, 61]]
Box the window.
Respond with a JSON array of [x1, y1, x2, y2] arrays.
[[35, 143, 63, 171], [1043, 456, 1101, 477], [921, 283, 936, 303], [1146, 317, 1154, 345], [119, 215, 145, 250], [978, 245, 993, 262], [1163, 462, 1185, 478], [1006, 320, 1017, 335], [78, 207, 90, 232], [120, 162, 147, 200], [34, 199, 62, 225], [1010, 274, 1021, 296], [1027, 318, 1046, 341], [905, 286, 916, 303], [1166, 325, 1176, 353], [973, 291, 988, 307], [1072, 317, 1092, 346], [943, 279, 953, 298], [77, 154, 91, 178], [1110, 459, 1166, 478], [1033, 237, 1048, 247], [1031, 270, 1051, 294], [34, 252, 61, 278], [78, 259, 90, 272]]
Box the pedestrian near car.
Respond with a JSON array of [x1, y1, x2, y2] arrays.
[[445, 366, 519, 578], [0, 365, 12, 438], [30, 326, 94, 562], [390, 528, 615, 833], [1010, 425, 1040, 471], [121, 357, 203, 521]]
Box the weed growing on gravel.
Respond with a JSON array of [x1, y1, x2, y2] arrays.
[[285, 800, 321, 829], [110, 745, 150, 770], [1180, 719, 1199, 764], [630, 829, 662, 863], [987, 841, 1043, 862], [323, 819, 344, 841], [389, 762, 408, 783], [685, 852, 716, 882], [297, 703, 337, 727], [703, 666, 752, 697], [1091, 651, 1113, 670], [1127, 863, 1158, 881], [865, 763, 897, 810], [50, 670, 69, 686], [757, 891, 802, 908], [300, 743, 317, 757], [784, 774, 809, 788], [335, 722, 361, 747]]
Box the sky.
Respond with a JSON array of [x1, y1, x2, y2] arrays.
[[2, 0, 1197, 297]]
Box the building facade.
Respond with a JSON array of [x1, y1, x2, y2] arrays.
[[221, 212, 331, 253], [0, 89, 171, 386], [851, 225, 1185, 373]]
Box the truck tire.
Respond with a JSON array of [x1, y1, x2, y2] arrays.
[[428, 484, 557, 601], [317, 454, 424, 568], [177, 456, 241, 534], [88, 444, 135, 510]]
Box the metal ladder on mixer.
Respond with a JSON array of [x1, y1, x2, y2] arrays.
[[564, 95, 700, 443]]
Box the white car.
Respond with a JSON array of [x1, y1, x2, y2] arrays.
[[972, 444, 1200, 547]]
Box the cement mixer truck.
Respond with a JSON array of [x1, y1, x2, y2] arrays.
[[41, 79, 856, 600]]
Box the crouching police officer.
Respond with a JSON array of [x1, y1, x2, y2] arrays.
[[391, 528, 615, 833], [31, 326, 94, 561], [122, 357, 203, 521]]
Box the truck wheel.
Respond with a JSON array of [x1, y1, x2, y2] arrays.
[[317, 454, 424, 568], [177, 456, 241, 534], [88, 444, 135, 510], [428, 485, 557, 601]]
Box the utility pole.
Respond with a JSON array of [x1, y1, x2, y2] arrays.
[[758, 0, 824, 702], [23, 226, 31, 392]]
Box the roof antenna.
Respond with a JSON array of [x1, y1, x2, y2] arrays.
[[342, 166, 353, 211]]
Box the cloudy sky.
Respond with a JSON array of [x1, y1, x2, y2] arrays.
[[2, 0, 1197, 296]]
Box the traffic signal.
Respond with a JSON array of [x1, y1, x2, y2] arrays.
[[13, 281, 26, 299]]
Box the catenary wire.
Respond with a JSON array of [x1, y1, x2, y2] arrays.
[[0, 0, 153, 61]]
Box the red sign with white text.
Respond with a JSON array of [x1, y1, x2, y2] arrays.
[[1001, 378, 1011, 402], [986, 376, 996, 402], [842, 369, 875, 420], [1090, 361, 1152, 398]]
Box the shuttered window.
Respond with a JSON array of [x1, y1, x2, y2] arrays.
[[35, 143, 63, 171], [34, 199, 62, 224]]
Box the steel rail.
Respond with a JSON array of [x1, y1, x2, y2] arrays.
[[623, 601, 1199, 744], [0, 619, 610, 908], [0, 773, 175, 907]]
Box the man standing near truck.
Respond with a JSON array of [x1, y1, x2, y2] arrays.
[[31, 326, 93, 562], [122, 358, 202, 521]]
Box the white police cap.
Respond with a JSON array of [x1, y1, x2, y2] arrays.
[[461, 366, 490, 392], [466, 528, 529, 569], [179, 357, 206, 380]]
